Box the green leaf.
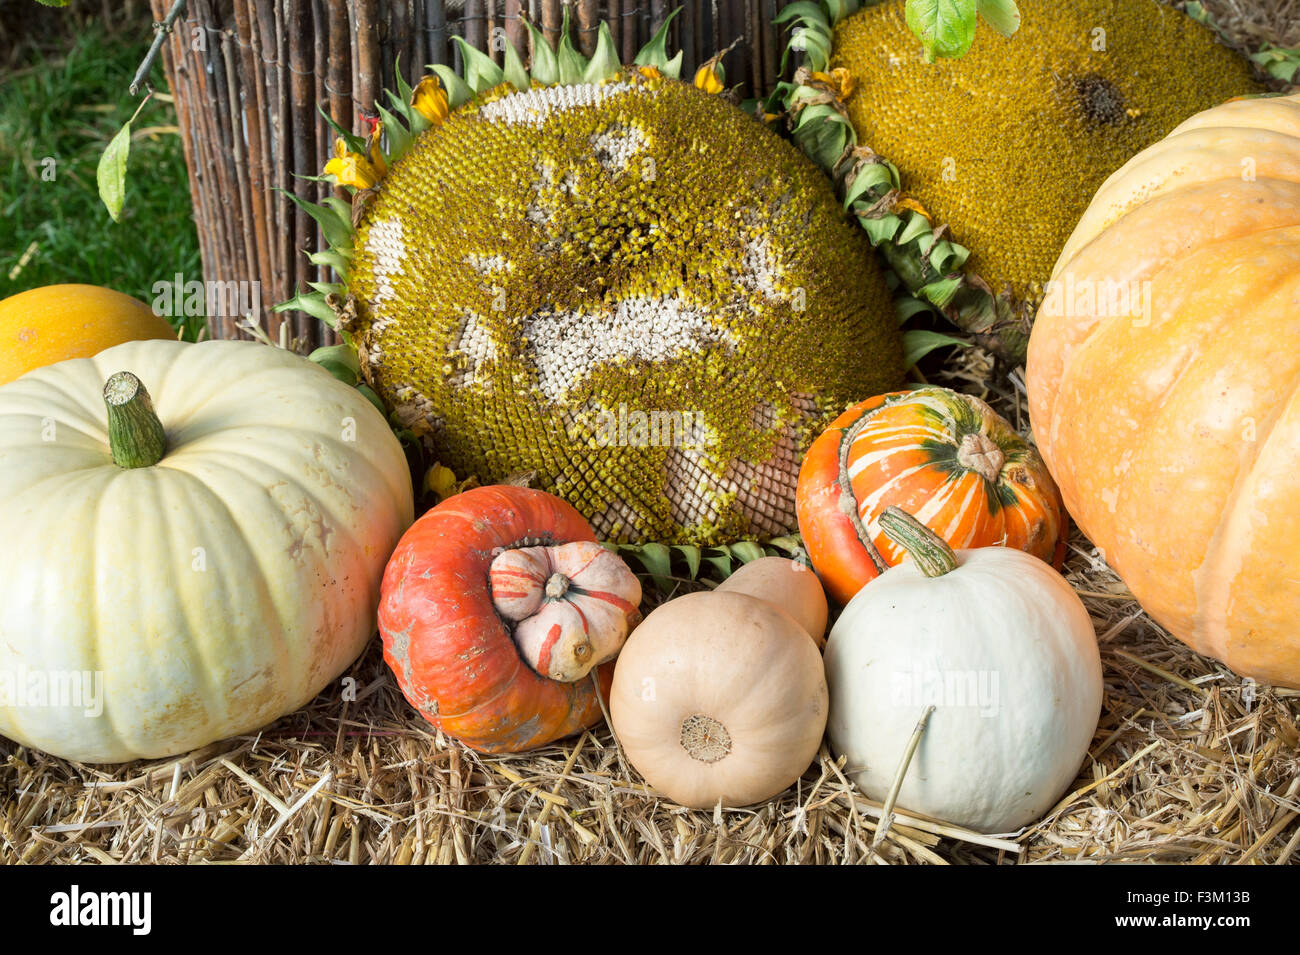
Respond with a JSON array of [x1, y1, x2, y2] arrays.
[[844, 164, 895, 207], [35, 0, 70, 6], [672, 544, 701, 581], [1251, 46, 1300, 83], [897, 210, 934, 245], [895, 295, 935, 325], [764, 535, 803, 557], [273, 289, 339, 328], [633, 7, 684, 78], [902, 328, 970, 368], [308, 247, 351, 280], [430, 64, 475, 109], [583, 22, 622, 83], [96, 121, 131, 222], [918, 274, 964, 309], [976, 0, 1020, 37], [358, 384, 387, 417], [309, 343, 361, 385], [622, 542, 675, 592], [376, 104, 412, 161], [307, 280, 346, 298], [701, 547, 735, 579], [318, 105, 368, 154], [825, 0, 862, 24], [281, 189, 354, 252], [773, 2, 831, 30], [632, 542, 672, 578], [730, 541, 766, 565], [556, 8, 589, 85], [524, 18, 559, 86], [453, 36, 506, 93], [502, 35, 530, 90], [790, 25, 834, 72], [905, 0, 977, 62], [793, 104, 853, 168], [860, 212, 902, 245]]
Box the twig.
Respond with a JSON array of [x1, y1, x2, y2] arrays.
[[871, 704, 935, 854], [129, 0, 188, 96]]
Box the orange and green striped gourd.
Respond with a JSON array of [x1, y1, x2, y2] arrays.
[[796, 386, 1066, 605]]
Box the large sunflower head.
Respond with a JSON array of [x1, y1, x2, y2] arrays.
[[778, 0, 1265, 358], [287, 15, 903, 546]]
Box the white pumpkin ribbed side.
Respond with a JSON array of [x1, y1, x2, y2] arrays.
[[0, 339, 414, 763]]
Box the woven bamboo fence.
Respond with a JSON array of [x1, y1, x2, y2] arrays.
[[150, 0, 790, 349]]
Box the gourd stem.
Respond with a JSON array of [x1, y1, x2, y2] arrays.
[[104, 371, 167, 469], [545, 572, 570, 599], [877, 506, 958, 578]]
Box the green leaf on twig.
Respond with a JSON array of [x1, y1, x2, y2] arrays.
[[96, 121, 131, 221]]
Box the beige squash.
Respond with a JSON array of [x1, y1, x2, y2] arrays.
[[714, 556, 828, 644], [609, 590, 828, 808]]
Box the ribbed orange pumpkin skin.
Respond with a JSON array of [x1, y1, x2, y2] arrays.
[[796, 387, 1065, 606], [0, 285, 176, 385], [1028, 93, 1300, 688], [378, 485, 613, 753]]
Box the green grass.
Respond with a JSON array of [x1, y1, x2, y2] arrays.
[[0, 21, 202, 338]]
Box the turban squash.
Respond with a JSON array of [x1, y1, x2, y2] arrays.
[[1027, 92, 1300, 688], [379, 485, 642, 753], [796, 386, 1066, 606]]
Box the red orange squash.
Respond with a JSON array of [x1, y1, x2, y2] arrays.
[[379, 485, 640, 753], [796, 386, 1066, 605]]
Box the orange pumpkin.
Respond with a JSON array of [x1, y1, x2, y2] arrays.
[[1028, 92, 1300, 688], [796, 386, 1066, 605], [379, 485, 640, 753], [0, 284, 176, 385]]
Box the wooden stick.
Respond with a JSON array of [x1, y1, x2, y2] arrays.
[[284, 0, 309, 347], [576, 0, 598, 56], [504, 0, 525, 59], [465, 0, 487, 52], [221, 14, 257, 340], [541, 0, 561, 48], [354, 1, 380, 123], [233, 0, 274, 323], [871, 705, 935, 853], [426, 0, 448, 67]]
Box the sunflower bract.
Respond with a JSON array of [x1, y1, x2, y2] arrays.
[[831, 0, 1263, 307], [349, 70, 901, 544]]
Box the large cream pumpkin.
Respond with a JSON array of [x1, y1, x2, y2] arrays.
[[0, 339, 414, 763], [1028, 92, 1300, 688]]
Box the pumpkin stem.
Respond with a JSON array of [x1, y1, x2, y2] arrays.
[[545, 572, 571, 599], [877, 506, 958, 578], [956, 432, 1004, 483], [104, 371, 167, 469]]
